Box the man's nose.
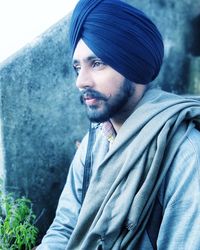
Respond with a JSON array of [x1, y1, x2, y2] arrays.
[[76, 68, 94, 89]]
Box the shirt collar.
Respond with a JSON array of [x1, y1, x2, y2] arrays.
[[100, 121, 117, 143]]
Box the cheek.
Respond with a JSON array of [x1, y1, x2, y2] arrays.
[[105, 76, 125, 95], [96, 73, 125, 92]]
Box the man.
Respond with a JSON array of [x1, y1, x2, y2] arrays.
[[37, 0, 200, 249]]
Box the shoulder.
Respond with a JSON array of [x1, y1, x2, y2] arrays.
[[157, 127, 200, 249], [174, 126, 200, 172], [159, 126, 200, 208], [186, 126, 200, 159]]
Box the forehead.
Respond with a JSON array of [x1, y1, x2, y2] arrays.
[[72, 39, 97, 63]]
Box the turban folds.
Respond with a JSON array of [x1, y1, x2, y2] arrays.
[[69, 0, 164, 84]]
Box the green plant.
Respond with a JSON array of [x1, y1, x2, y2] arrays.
[[0, 181, 38, 250]]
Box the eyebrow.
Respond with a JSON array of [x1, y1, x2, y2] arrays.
[[72, 55, 101, 65]]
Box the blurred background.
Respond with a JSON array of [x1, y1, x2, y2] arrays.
[[0, 0, 200, 244]]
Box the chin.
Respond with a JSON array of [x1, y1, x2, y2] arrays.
[[86, 104, 112, 123], [87, 112, 110, 123]]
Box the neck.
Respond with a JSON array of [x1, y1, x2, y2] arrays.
[[111, 83, 147, 132]]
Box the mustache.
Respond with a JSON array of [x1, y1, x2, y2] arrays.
[[80, 89, 108, 104]]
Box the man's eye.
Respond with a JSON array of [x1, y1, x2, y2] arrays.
[[73, 65, 81, 75], [92, 60, 105, 68]]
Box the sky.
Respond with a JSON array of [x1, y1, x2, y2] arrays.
[[0, 0, 78, 63]]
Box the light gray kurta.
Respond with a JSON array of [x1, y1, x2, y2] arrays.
[[38, 88, 200, 250]]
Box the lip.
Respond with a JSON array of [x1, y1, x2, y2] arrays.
[[84, 97, 98, 106]]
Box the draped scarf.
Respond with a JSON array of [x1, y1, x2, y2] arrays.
[[66, 88, 200, 249]]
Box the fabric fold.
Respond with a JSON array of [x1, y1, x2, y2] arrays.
[[66, 88, 200, 249]]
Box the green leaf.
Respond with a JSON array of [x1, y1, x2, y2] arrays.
[[0, 180, 38, 249]]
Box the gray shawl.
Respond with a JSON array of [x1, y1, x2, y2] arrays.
[[67, 88, 200, 250]]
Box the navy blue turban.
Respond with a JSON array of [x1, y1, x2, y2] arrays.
[[69, 0, 164, 84]]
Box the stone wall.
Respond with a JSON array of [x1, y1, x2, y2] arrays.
[[0, 0, 200, 242], [125, 0, 200, 94], [0, 17, 88, 239]]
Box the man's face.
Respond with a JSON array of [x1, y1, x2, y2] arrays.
[[72, 39, 135, 123]]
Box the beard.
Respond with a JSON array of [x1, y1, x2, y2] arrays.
[[80, 79, 135, 123]]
